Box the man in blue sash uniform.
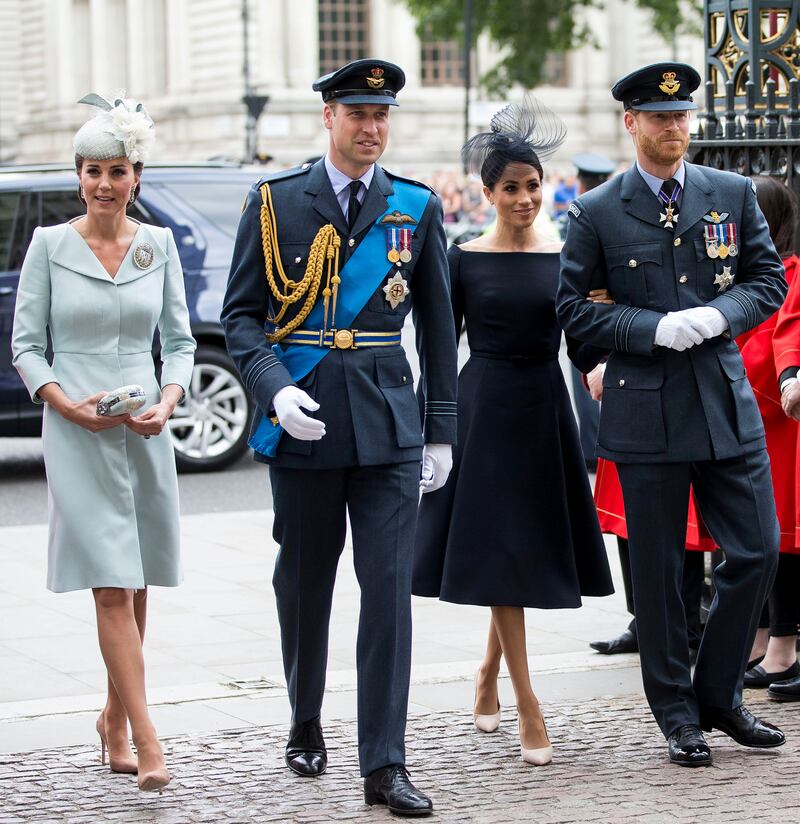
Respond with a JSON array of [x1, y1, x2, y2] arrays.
[[222, 59, 456, 815], [557, 63, 788, 767]]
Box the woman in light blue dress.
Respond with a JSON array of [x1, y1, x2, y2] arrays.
[[11, 95, 195, 792]]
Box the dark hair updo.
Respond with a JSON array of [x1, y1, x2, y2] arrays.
[[478, 136, 543, 189]]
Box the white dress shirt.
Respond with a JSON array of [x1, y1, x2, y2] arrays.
[[324, 155, 374, 221], [636, 161, 686, 197]]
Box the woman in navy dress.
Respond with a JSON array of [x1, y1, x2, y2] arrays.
[[413, 99, 613, 765]]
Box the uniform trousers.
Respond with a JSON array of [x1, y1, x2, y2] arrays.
[[617, 450, 779, 738], [269, 461, 419, 776], [617, 537, 705, 650]]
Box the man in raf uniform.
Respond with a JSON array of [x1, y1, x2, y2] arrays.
[[561, 152, 617, 471], [221, 59, 457, 815], [557, 62, 787, 767]]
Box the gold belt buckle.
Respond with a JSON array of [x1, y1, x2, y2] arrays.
[[332, 329, 357, 350]]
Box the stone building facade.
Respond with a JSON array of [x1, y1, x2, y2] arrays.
[[0, 0, 704, 173]]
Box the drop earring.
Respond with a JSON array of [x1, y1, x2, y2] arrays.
[[128, 189, 136, 205]]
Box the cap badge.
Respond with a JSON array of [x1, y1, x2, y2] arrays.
[[659, 71, 681, 96], [132, 243, 154, 270], [367, 67, 385, 89]]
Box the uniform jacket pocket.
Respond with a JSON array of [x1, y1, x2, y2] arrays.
[[605, 243, 664, 308], [376, 353, 423, 448], [716, 348, 764, 444], [598, 357, 667, 453], [694, 238, 738, 301]]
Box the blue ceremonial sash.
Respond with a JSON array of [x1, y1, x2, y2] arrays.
[[249, 179, 430, 457]]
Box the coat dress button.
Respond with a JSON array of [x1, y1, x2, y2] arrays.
[[674, 237, 682, 246], [628, 259, 637, 268], [348, 238, 355, 247], [679, 275, 688, 284], [619, 379, 625, 387]]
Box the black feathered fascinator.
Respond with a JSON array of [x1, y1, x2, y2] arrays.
[[462, 95, 567, 185]]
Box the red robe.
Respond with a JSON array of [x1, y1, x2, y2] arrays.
[[738, 254, 800, 552]]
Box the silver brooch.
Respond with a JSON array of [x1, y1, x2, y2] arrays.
[[132, 243, 154, 270]]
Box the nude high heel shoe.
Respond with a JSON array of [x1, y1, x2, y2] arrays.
[[473, 670, 501, 733], [519, 709, 553, 766], [96, 713, 138, 774], [134, 738, 171, 792]]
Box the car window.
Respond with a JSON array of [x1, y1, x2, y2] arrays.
[[160, 182, 251, 238], [0, 192, 24, 271], [0, 191, 39, 272]]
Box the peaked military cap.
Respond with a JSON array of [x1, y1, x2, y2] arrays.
[[313, 59, 405, 107], [612, 62, 700, 111], [572, 153, 616, 178]]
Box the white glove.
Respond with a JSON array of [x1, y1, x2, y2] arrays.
[[419, 443, 453, 493], [654, 312, 705, 351], [679, 306, 729, 339], [272, 386, 325, 441]]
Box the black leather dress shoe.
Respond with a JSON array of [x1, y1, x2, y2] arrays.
[[746, 654, 765, 671], [668, 724, 712, 767], [589, 627, 638, 655], [285, 716, 327, 777], [768, 674, 800, 701], [699, 704, 785, 748], [364, 765, 433, 817], [743, 660, 800, 688]]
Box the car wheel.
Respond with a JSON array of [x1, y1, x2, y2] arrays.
[[170, 345, 252, 473]]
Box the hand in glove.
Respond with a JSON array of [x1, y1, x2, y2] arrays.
[[654, 312, 706, 351], [272, 386, 326, 441], [419, 443, 453, 493], [679, 306, 729, 339]]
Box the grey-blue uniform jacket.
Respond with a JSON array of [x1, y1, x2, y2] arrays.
[[221, 159, 458, 468], [556, 162, 787, 463]]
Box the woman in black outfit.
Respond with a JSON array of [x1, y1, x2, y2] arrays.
[[412, 99, 614, 765]]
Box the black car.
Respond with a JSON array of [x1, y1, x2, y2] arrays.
[[0, 161, 261, 472]]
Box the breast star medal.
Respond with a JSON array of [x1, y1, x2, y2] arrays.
[[714, 265, 734, 292], [132, 243, 154, 270], [383, 272, 409, 309]]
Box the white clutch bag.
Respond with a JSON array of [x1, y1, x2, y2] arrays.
[[96, 385, 147, 417]]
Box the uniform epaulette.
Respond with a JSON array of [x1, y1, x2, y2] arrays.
[[256, 164, 314, 187], [383, 168, 435, 194]]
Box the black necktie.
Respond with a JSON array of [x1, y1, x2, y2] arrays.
[[347, 180, 362, 229]]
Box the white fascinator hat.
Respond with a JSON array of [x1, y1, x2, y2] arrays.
[[73, 93, 155, 164]]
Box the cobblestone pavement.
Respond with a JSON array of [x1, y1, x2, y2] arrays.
[[0, 693, 797, 824]]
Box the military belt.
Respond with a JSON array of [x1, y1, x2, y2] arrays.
[[281, 329, 402, 350]]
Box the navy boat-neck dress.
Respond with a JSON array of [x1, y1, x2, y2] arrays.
[[412, 246, 614, 608]]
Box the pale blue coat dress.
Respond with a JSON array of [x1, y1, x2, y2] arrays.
[[11, 220, 196, 592]]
